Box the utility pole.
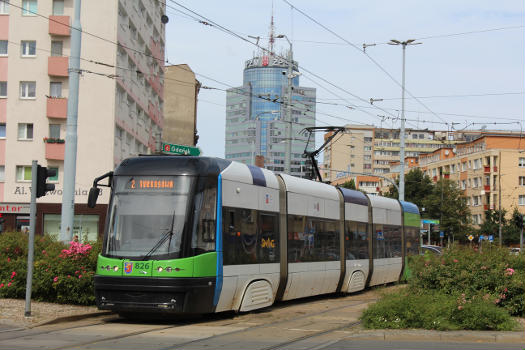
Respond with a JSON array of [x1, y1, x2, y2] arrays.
[[498, 153, 502, 246], [60, 0, 82, 242], [24, 161, 38, 317], [388, 39, 421, 201]]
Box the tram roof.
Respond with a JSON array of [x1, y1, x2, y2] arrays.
[[338, 188, 369, 206], [400, 200, 420, 214], [114, 156, 231, 177]]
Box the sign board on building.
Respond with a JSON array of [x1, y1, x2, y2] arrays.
[[0, 204, 30, 214], [161, 142, 201, 156]]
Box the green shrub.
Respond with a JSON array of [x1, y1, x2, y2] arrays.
[[0, 232, 101, 305], [409, 245, 524, 316], [361, 290, 517, 331]]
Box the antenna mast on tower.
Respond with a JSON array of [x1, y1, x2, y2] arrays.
[[268, 2, 275, 55]]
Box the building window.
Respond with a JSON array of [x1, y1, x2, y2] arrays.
[[47, 166, 59, 182], [21, 0, 37, 16], [17, 123, 33, 140], [519, 195, 525, 206], [520, 176, 525, 186], [16, 165, 32, 181], [0, 81, 6, 97], [49, 82, 62, 97], [21, 40, 36, 57], [43, 214, 99, 242], [0, 40, 7, 56], [519, 157, 525, 168], [52, 0, 63, 15], [51, 40, 63, 56], [0, 0, 9, 14], [0, 166, 4, 182], [20, 81, 36, 99], [49, 124, 60, 139], [0, 123, 5, 138]]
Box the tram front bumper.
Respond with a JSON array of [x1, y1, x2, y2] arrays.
[[94, 276, 216, 314]]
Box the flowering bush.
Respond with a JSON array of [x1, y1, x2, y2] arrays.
[[0, 232, 101, 305], [362, 244, 523, 330]]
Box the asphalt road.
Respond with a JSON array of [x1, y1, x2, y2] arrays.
[[0, 289, 522, 350]]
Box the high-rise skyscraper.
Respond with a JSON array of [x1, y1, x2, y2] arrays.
[[225, 24, 316, 177]]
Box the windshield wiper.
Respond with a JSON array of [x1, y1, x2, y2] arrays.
[[141, 216, 176, 261]]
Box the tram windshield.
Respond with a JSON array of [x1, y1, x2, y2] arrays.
[[104, 176, 196, 259]]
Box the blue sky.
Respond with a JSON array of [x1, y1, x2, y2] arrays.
[[164, 0, 524, 158]]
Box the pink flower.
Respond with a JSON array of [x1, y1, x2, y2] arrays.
[[67, 275, 71, 278], [494, 298, 501, 304], [7, 257, 10, 263], [7, 282, 12, 287], [503, 288, 508, 293], [10, 271, 16, 279], [42, 250, 47, 255], [78, 275, 82, 279], [53, 277, 58, 282], [480, 266, 487, 270], [75, 271, 79, 275], [0, 283, 4, 288], [457, 305, 463, 310], [505, 268, 515, 276], [453, 259, 458, 263]]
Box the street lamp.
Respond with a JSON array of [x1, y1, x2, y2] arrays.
[[387, 39, 422, 201], [276, 34, 293, 174]]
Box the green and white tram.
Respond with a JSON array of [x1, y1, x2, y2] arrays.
[[88, 156, 420, 315]]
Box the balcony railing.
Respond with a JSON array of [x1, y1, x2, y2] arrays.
[[46, 97, 67, 118], [484, 185, 491, 192], [484, 166, 490, 173], [48, 56, 68, 77], [49, 16, 70, 36], [45, 142, 65, 160]]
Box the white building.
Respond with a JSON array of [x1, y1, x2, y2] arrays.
[[0, 0, 165, 239]]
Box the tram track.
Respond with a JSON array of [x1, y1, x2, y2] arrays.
[[5, 295, 372, 350]]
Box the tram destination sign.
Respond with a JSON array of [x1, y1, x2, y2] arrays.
[[161, 142, 201, 156]]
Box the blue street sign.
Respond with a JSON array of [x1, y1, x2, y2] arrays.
[[479, 235, 485, 241], [439, 231, 444, 238], [488, 235, 494, 242]]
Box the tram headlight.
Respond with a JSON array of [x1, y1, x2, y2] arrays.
[[157, 267, 163, 272], [166, 267, 172, 273], [113, 266, 119, 272], [105, 265, 111, 271]]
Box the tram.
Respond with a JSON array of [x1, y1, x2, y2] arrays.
[[87, 156, 420, 314]]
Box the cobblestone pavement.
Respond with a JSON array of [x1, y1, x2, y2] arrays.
[[0, 298, 104, 328]]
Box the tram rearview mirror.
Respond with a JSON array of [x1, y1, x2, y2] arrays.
[[87, 187, 101, 208]]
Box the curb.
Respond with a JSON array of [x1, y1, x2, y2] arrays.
[[28, 311, 113, 329]]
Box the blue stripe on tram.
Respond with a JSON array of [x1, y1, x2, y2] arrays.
[[247, 164, 267, 187], [213, 174, 223, 306]]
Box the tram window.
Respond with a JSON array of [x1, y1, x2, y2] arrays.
[[258, 213, 279, 263], [223, 207, 257, 265], [345, 221, 368, 260], [384, 225, 402, 258], [373, 224, 385, 259], [287, 215, 339, 262], [192, 185, 216, 254], [405, 226, 420, 256]]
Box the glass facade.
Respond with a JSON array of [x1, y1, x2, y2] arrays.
[[225, 55, 316, 178]]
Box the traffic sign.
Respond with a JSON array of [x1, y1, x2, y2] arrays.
[[161, 142, 201, 156], [439, 231, 444, 238], [468, 234, 474, 241], [479, 235, 485, 241], [488, 235, 494, 242]]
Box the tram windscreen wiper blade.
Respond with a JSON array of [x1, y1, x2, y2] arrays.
[[141, 229, 173, 261]]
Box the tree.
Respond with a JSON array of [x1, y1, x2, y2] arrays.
[[478, 209, 507, 237], [340, 178, 356, 190], [422, 179, 471, 240], [384, 168, 433, 210]]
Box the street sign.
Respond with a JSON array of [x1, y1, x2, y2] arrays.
[[439, 231, 444, 238], [422, 219, 440, 224], [468, 234, 474, 241], [488, 235, 494, 242], [161, 142, 201, 156], [479, 235, 485, 241]]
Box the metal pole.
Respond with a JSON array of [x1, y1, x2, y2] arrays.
[[520, 215, 523, 252], [498, 153, 502, 246], [24, 161, 38, 317], [399, 43, 406, 201], [60, 0, 82, 242], [284, 42, 293, 175]]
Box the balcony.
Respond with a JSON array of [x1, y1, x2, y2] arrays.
[[484, 166, 490, 173], [484, 204, 489, 211], [46, 97, 67, 119], [484, 185, 491, 192], [443, 174, 450, 179], [45, 140, 65, 160], [49, 16, 70, 36], [493, 166, 498, 172], [48, 56, 68, 77]]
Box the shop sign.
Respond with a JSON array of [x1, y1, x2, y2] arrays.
[[0, 204, 30, 214]]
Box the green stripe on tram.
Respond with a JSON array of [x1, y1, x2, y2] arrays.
[[404, 212, 420, 227], [96, 252, 217, 278]]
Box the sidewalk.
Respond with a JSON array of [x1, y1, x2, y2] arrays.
[[0, 298, 109, 329]]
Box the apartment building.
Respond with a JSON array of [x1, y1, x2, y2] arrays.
[[0, 0, 165, 239]]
